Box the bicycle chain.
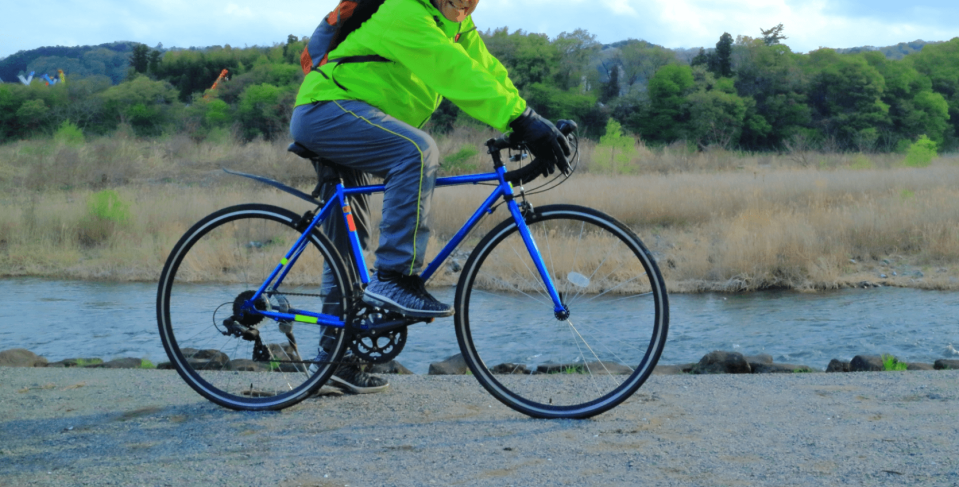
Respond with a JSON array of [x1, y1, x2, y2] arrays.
[[263, 290, 325, 298], [263, 290, 409, 365]]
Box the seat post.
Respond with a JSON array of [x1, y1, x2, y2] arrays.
[[288, 141, 347, 199]]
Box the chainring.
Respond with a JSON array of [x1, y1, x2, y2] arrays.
[[349, 327, 407, 364]]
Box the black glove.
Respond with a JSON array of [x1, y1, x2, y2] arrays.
[[508, 108, 572, 178]]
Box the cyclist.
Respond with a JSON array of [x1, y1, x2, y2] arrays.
[[290, 0, 571, 393]]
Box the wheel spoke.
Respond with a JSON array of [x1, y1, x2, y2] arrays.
[[456, 206, 668, 418], [507, 239, 552, 300], [158, 205, 352, 411]]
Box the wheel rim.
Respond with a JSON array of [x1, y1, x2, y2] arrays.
[[457, 207, 667, 417], [157, 206, 348, 409]]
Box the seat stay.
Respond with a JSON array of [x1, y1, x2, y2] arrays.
[[270, 200, 338, 290], [249, 195, 340, 309]]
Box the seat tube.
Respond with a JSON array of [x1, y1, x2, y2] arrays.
[[505, 198, 566, 315], [338, 184, 372, 285]]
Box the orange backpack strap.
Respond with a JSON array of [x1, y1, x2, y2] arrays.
[[299, 0, 389, 77], [301, 1, 359, 75]]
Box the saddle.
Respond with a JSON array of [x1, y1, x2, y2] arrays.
[[287, 142, 346, 199]]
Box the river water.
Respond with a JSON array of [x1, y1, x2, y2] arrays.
[[2, 277, 958, 374]]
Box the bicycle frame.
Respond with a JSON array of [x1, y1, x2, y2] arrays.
[[248, 164, 567, 328]]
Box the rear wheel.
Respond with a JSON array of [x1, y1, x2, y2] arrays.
[[157, 204, 352, 410], [455, 205, 668, 418]]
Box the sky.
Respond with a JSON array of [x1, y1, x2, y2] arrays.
[[1, 0, 958, 60]]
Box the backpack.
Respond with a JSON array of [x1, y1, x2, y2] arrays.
[[300, 0, 388, 76]]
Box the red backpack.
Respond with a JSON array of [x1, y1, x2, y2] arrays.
[[300, 0, 388, 75]]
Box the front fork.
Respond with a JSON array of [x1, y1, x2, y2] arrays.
[[504, 193, 570, 321]]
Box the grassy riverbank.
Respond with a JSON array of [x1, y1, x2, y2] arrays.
[[2, 128, 958, 292]]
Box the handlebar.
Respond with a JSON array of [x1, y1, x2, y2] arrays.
[[487, 119, 578, 152], [487, 119, 578, 185]]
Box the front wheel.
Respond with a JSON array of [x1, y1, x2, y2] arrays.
[[157, 204, 352, 411], [455, 205, 668, 418]]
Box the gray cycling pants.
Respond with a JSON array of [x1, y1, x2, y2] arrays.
[[290, 100, 440, 278]]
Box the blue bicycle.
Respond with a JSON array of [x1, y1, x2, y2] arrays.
[[157, 123, 669, 419]]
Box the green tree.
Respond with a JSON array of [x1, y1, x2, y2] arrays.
[[57, 75, 112, 135], [426, 98, 461, 134], [130, 44, 150, 74], [523, 83, 604, 134], [687, 75, 748, 148], [98, 75, 179, 135], [601, 64, 620, 103], [760, 24, 787, 46], [180, 93, 233, 140], [733, 38, 810, 149], [864, 51, 950, 149], [713, 33, 734, 78], [804, 49, 890, 149], [53, 120, 85, 146], [909, 38, 959, 149], [641, 64, 695, 143], [594, 118, 637, 174], [147, 49, 162, 74], [237, 83, 296, 140], [153, 46, 266, 101], [0, 79, 74, 140], [481, 28, 559, 91], [214, 62, 302, 105], [903, 135, 938, 167], [0, 84, 18, 141], [551, 29, 600, 91], [16, 99, 49, 134], [617, 40, 676, 91], [82, 47, 130, 84], [690, 48, 709, 68]]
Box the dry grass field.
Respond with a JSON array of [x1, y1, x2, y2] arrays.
[[2, 127, 958, 292]]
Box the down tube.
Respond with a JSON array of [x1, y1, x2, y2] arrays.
[[420, 186, 505, 282], [505, 199, 566, 314]]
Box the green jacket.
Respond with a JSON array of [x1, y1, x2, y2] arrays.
[[294, 0, 526, 132]]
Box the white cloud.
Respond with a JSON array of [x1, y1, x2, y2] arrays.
[[225, 3, 255, 18], [1, 0, 957, 58], [475, 0, 958, 51], [601, 0, 639, 16]]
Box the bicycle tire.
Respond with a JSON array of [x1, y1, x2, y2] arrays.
[[157, 204, 352, 410], [454, 204, 668, 419]]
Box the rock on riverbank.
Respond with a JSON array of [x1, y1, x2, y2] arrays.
[[5, 347, 956, 375]]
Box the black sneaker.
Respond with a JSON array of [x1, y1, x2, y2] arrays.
[[363, 271, 454, 318], [329, 355, 389, 394]]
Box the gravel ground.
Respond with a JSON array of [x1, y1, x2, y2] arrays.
[[1, 368, 957, 486]]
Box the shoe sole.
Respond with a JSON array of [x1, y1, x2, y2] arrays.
[[362, 291, 455, 318], [329, 375, 390, 394]]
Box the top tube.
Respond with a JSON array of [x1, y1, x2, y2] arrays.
[[341, 171, 500, 196]]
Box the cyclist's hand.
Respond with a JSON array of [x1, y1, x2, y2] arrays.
[[508, 108, 572, 178]]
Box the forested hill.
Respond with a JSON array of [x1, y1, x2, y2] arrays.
[[0, 42, 141, 85], [835, 40, 939, 60], [2, 30, 958, 155], [0, 38, 942, 86]]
